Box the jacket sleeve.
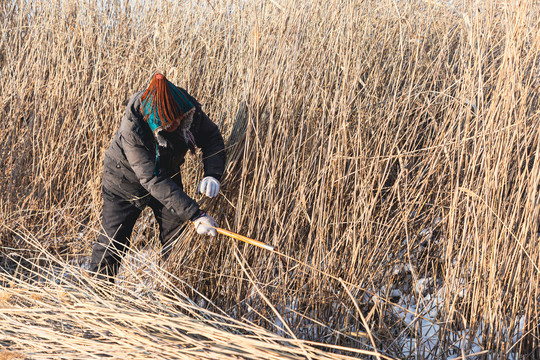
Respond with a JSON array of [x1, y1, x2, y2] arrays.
[[121, 127, 199, 221], [194, 110, 226, 181]]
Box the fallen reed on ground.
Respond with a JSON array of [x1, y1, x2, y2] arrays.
[[1, 0, 539, 358], [0, 242, 378, 360]]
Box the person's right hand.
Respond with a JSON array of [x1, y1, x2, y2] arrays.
[[192, 212, 218, 236]]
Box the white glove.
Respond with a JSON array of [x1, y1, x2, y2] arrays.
[[198, 176, 220, 198], [192, 212, 218, 236]]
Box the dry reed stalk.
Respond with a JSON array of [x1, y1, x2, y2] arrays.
[[0, 352, 26, 360], [1, 0, 539, 358]]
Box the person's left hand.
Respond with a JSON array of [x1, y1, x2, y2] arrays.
[[198, 176, 220, 198]]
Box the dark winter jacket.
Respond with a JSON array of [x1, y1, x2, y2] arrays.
[[102, 89, 225, 222]]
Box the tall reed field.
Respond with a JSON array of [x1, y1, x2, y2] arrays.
[[1, 0, 539, 358]]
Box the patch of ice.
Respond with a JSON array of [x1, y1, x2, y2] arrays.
[[393, 263, 413, 275], [415, 277, 432, 295]]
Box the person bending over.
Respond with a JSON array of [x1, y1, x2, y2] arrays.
[[90, 73, 225, 282]]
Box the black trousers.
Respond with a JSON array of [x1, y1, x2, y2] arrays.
[[89, 187, 185, 282]]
